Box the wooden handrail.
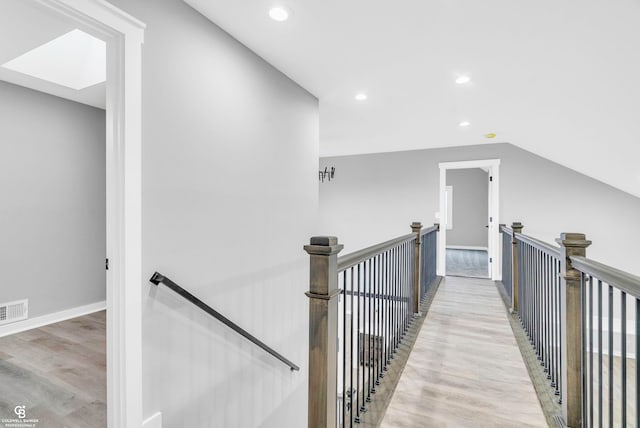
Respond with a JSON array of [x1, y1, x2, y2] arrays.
[[515, 231, 561, 258], [419, 224, 439, 237], [570, 255, 640, 298], [338, 225, 439, 272], [500, 224, 513, 235], [338, 233, 416, 272]]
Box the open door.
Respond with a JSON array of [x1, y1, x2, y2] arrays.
[[438, 159, 501, 280]]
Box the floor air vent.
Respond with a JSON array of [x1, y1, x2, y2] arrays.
[[0, 299, 28, 326]]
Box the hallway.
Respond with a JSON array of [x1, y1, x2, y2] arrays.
[[381, 276, 547, 427]]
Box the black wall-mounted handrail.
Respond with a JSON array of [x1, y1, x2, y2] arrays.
[[149, 272, 300, 371]]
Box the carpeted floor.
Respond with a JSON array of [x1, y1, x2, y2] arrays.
[[446, 248, 489, 278]]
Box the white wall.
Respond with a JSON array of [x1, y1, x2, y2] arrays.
[[107, 0, 319, 427], [446, 168, 488, 248], [0, 81, 105, 318], [319, 143, 640, 277]]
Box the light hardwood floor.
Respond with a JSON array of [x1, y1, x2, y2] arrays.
[[381, 277, 547, 427], [0, 311, 106, 427], [446, 249, 489, 279]]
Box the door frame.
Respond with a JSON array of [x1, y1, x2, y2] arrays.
[[34, 1, 145, 426], [438, 159, 501, 280]]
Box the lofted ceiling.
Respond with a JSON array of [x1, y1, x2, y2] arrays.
[[185, 0, 640, 198], [0, 0, 105, 109]]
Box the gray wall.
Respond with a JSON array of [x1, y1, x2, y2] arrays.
[[0, 81, 106, 318], [107, 0, 319, 427], [319, 143, 640, 277], [446, 168, 488, 247]]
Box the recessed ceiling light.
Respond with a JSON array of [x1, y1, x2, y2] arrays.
[[459, 121, 471, 127], [1, 29, 105, 90], [355, 93, 367, 101], [269, 6, 291, 21], [455, 75, 471, 84]]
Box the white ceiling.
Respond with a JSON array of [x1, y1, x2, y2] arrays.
[[0, 0, 105, 109], [185, 0, 640, 198]]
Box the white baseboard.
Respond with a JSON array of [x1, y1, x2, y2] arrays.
[[446, 245, 489, 251], [0, 300, 106, 338], [143, 412, 162, 428]]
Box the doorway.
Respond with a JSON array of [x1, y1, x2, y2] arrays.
[[444, 168, 490, 278], [438, 159, 500, 280], [0, 1, 144, 426]]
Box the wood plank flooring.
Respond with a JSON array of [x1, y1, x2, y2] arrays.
[[381, 277, 547, 427], [0, 311, 106, 427], [446, 249, 489, 279]]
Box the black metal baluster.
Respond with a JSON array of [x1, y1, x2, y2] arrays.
[[404, 242, 408, 332], [608, 284, 613, 428], [407, 242, 412, 330], [372, 255, 378, 392], [557, 259, 562, 402], [421, 237, 426, 299], [581, 273, 587, 427], [368, 257, 373, 401], [355, 263, 361, 423], [548, 254, 553, 375], [524, 244, 528, 335], [389, 248, 398, 360], [405, 242, 410, 331], [550, 256, 556, 391], [529, 245, 533, 341], [402, 242, 406, 332], [543, 253, 549, 371], [555, 257, 560, 395], [589, 275, 594, 427], [397, 244, 401, 346], [380, 254, 384, 380], [391, 246, 396, 358], [400, 242, 404, 338], [342, 271, 347, 428], [543, 254, 551, 379], [531, 245, 535, 342], [390, 247, 395, 357], [365, 258, 371, 404], [401, 243, 406, 336], [636, 298, 639, 428], [621, 290, 627, 427], [598, 279, 603, 426], [531, 247, 536, 348], [374, 254, 380, 389], [538, 250, 543, 361], [535, 249, 540, 358], [360, 260, 367, 416], [383, 251, 389, 372], [350, 267, 354, 427], [383, 250, 388, 376], [523, 244, 528, 333], [530, 245, 534, 344], [519, 240, 523, 324], [541, 253, 545, 370]]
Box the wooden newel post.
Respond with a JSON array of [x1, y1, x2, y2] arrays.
[[511, 222, 524, 312], [304, 236, 343, 428], [411, 222, 422, 313], [556, 233, 591, 428]]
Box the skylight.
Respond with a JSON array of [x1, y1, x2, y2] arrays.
[[1, 29, 106, 90]]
